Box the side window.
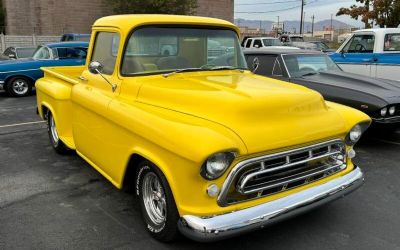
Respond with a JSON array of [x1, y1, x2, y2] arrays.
[[56, 47, 87, 59], [342, 34, 375, 53], [272, 58, 283, 76], [384, 33, 400, 51], [245, 39, 252, 48], [91, 32, 120, 75], [253, 39, 262, 48]]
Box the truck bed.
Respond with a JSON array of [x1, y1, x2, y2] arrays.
[[40, 65, 85, 85]]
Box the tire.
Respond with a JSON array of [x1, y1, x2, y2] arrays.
[[136, 161, 179, 242], [6, 76, 32, 97], [47, 111, 69, 154]]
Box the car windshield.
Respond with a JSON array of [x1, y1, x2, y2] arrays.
[[283, 54, 341, 77], [32, 46, 51, 60], [16, 48, 36, 58], [262, 39, 282, 46], [121, 26, 247, 75]]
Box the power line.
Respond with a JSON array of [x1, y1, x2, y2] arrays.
[[235, 0, 318, 14], [236, 0, 300, 6]]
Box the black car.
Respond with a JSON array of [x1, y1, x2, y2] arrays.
[[244, 49, 400, 128]]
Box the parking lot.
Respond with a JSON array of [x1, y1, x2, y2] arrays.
[[0, 92, 399, 250]]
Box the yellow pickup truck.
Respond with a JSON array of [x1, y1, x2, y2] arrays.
[[36, 15, 370, 242]]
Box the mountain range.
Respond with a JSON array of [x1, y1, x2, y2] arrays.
[[235, 18, 354, 33]]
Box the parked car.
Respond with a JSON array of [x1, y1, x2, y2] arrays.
[[0, 41, 88, 97], [0, 46, 36, 60], [36, 15, 369, 242], [279, 34, 304, 44], [61, 33, 91, 42], [242, 36, 299, 50], [330, 28, 400, 81], [244, 49, 400, 128]]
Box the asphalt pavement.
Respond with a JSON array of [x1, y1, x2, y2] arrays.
[[0, 92, 399, 250]]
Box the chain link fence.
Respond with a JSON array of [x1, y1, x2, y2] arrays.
[[0, 34, 61, 52]]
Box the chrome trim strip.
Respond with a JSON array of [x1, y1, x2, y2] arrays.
[[0, 68, 39, 74], [239, 162, 345, 194], [178, 166, 364, 242], [217, 139, 343, 206], [373, 116, 400, 123]]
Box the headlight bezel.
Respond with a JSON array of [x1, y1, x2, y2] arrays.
[[200, 151, 236, 180], [345, 121, 370, 146]]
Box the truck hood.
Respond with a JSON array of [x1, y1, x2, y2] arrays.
[[297, 70, 400, 104], [136, 72, 348, 154]]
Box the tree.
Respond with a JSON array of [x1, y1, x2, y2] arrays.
[[337, 0, 400, 28], [108, 0, 198, 15]]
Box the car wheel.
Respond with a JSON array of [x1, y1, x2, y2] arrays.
[[6, 77, 32, 97], [136, 161, 179, 242], [47, 111, 69, 154]]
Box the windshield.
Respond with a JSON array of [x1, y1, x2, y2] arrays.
[[32, 46, 51, 60], [283, 54, 341, 77], [121, 26, 247, 75], [16, 48, 35, 58], [262, 39, 282, 46]]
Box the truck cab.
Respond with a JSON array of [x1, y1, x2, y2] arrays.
[[330, 28, 400, 81]]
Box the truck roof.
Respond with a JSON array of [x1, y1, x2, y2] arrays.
[[93, 14, 239, 35], [354, 28, 400, 35]]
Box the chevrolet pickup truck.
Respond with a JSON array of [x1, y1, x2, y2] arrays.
[[36, 15, 371, 242]]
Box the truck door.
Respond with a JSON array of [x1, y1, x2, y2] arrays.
[[331, 33, 376, 77], [71, 30, 123, 180]]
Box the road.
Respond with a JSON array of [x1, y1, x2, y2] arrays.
[[0, 93, 399, 250]]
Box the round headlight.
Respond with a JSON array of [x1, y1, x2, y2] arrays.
[[389, 106, 396, 115], [345, 122, 370, 146], [381, 107, 387, 116], [201, 152, 235, 180]]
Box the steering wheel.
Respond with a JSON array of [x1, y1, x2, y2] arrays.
[[354, 44, 366, 52]]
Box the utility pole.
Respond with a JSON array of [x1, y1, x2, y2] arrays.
[[330, 13, 333, 41], [300, 0, 305, 35], [303, 12, 306, 35], [311, 15, 315, 37]]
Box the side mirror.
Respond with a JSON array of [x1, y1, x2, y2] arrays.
[[88, 61, 117, 92], [89, 61, 103, 74], [8, 54, 16, 59]]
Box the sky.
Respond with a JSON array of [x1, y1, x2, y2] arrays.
[[234, 0, 364, 27]]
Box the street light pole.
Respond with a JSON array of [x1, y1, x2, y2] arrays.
[[311, 15, 315, 37], [330, 13, 333, 41], [277, 16, 280, 37]]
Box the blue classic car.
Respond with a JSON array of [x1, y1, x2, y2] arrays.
[[0, 41, 88, 97]]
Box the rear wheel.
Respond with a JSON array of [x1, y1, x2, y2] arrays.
[[136, 161, 179, 242], [6, 77, 32, 97], [47, 111, 69, 154]]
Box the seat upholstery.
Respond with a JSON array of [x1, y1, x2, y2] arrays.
[[121, 58, 145, 74]]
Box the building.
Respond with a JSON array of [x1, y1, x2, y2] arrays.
[[1, 0, 234, 35]]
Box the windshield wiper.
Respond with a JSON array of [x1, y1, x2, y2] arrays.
[[162, 68, 204, 78], [207, 66, 245, 72]]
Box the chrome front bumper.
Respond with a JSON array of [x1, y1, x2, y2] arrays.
[[178, 166, 364, 242]]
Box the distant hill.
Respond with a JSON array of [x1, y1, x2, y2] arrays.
[[235, 18, 353, 33]]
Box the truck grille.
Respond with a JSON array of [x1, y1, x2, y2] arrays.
[[218, 140, 347, 206]]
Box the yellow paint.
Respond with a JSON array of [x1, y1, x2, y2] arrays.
[[35, 15, 371, 217]]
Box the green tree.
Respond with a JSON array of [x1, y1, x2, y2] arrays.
[[108, 0, 198, 15], [337, 0, 400, 28]]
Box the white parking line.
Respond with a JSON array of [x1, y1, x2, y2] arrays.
[[0, 121, 45, 128]]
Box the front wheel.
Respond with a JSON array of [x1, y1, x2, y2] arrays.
[[136, 161, 179, 242], [6, 77, 32, 97], [47, 111, 69, 154]]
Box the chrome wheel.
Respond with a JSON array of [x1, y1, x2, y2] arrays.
[[142, 172, 167, 226], [49, 115, 59, 144], [11, 79, 29, 96]]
